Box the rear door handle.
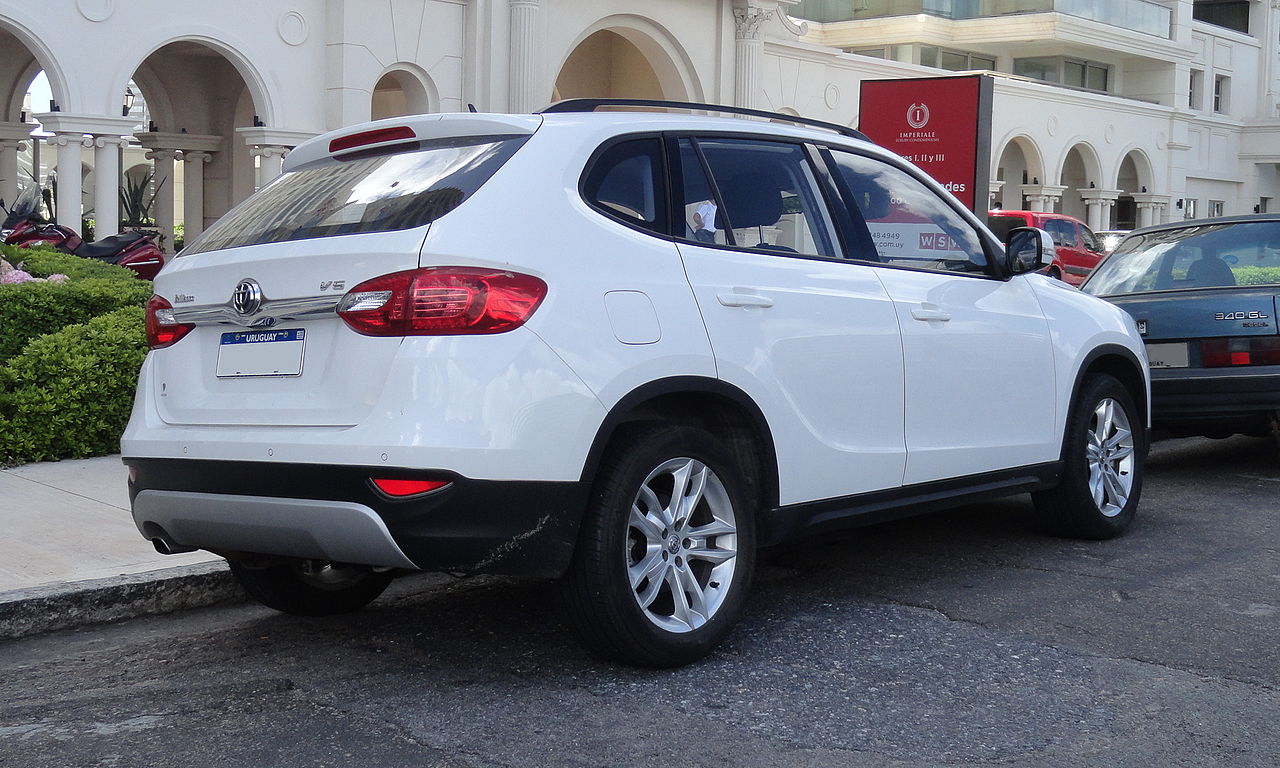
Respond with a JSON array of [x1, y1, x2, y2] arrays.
[[717, 292, 774, 309], [911, 304, 951, 322]]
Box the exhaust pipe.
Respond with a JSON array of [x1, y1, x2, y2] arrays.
[[151, 535, 198, 556]]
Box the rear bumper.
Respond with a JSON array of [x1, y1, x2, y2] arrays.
[[1151, 365, 1280, 431], [126, 458, 589, 578]]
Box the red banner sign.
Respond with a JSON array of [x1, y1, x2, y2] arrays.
[[858, 75, 992, 213]]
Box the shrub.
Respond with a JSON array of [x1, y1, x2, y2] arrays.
[[0, 277, 151, 361], [0, 306, 147, 463], [3, 245, 138, 282]]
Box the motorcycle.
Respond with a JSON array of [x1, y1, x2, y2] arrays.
[[1, 185, 166, 280]]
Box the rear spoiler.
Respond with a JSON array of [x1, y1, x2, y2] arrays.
[[284, 113, 543, 172]]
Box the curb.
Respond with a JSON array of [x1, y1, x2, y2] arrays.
[[0, 561, 246, 641]]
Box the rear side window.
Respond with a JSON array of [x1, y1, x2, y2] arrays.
[[183, 135, 528, 256], [582, 138, 666, 234]]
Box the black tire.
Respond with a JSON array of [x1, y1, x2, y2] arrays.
[[562, 424, 757, 667], [1034, 373, 1144, 539], [229, 558, 394, 616]]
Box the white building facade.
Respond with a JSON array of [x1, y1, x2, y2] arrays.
[[0, 0, 1276, 248]]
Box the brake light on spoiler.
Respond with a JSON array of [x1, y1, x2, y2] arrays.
[[328, 126, 417, 154]]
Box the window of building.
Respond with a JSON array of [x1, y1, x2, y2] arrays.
[[1184, 198, 1199, 219], [1214, 75, 1229, 113], [921, 46, 997, 72], [1014, 57, 1110, 92], [1192, 0, 1250, 34], [1209, 200, 1225, 217], [1189, 69, 1204, 109], [846, 47, 887, 59]]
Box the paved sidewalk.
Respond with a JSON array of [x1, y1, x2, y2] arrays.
[[0, 455, 231, 639]]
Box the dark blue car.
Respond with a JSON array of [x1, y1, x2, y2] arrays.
[[1081, 215, 1280, 438]]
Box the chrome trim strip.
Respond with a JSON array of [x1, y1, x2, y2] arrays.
[[132, 490, 419, 569], [171, 294, 341, 326]]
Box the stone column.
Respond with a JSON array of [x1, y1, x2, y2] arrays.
[[508, 0, 541, 113], [50, 133, 87, 228], [92, 135, 128, 238], [1021, 184, 1066, 213], [1132, 193, 1172, 228], [181, 150, 212, 241], [733, 5, 771, 108], [249, 145, 289, 191], [0, 123, 31, 209], [988, 180, 1005, 209], [145, 149, 179, 251]]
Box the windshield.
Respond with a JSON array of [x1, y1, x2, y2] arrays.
[[183, 134, 529, 256], [1082, 221, 1280, 296], [986, 215, 1027, 243], [2, 184, 44, 228]]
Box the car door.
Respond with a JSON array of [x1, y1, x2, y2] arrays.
[[825, 148, 1059, 485], [671, 136, 906, 505]]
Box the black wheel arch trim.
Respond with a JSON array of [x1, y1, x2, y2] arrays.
[[579, 376, 781, 510], [1062, 343, 1149, 460]]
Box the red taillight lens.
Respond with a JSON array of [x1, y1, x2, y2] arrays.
[[370, 478, 451, 497], [1201, 337, 1280, 367], [145, 294, 195, 349], [338, 267, 547, 336]]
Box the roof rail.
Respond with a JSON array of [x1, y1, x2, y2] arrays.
[[541, 98, 870, 143]]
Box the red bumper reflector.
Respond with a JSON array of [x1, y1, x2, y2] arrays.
[[371, 478, 451, 497]]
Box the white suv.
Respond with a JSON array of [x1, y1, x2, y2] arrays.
[[124, 100, 1149, 667]]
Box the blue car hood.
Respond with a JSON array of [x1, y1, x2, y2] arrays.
[[1101, 287, 1278, 341]]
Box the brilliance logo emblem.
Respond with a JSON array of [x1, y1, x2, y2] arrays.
[[906, 102, 930, 130], [232, 279, 263, 316]]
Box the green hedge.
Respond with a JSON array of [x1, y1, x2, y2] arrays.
[[3, 245, 139, 282], [0, 307, 147, 463], [1233, 266, 1280, 286], [0, 277, 152, 361]]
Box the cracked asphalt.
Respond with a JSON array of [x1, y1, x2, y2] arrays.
[[1, 435, 1276, 767]]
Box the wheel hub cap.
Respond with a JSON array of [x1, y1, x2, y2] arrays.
[[625, 457, 739, 634], [1086, 397, 1135, 518]]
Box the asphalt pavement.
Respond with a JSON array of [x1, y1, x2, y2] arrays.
[[0, 435, 1275, 766]]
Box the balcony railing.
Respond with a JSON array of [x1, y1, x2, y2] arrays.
[[790, 0, 1173, 39]]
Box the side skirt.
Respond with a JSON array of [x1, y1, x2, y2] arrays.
[[758, 461, 1063, 546]]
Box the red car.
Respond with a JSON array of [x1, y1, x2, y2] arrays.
[[988, 210, 1106, 286]]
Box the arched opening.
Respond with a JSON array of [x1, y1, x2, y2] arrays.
[[372, 67, 437, 120], [994, 136, 1042, 210], [553, 20, 699, 105], [1114, 151, 1152, 230], [128, 40, 268, 247], [1060, 143, 1100, 221], [0, 22, 68, 216]]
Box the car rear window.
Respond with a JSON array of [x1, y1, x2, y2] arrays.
[[1083, 221, 1280, 296], [986, 214, 1027, 243], [182, 135, 528, 256]]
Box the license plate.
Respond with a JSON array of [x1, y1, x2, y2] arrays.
[[1146, 342, 1189, 369], [216, 329, 305, 378]]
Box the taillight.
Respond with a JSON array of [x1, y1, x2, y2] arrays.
[[145, 294, 195, 349], [1200, 337, 1280, 367], [337, 267, 547, 336], [370, 477, 451, 497]]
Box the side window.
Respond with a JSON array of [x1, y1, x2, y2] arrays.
[[1080, 223, 1101, 252], [582, 138, 666, 234], [686, 138, 839, 259], [828, 150, 988, 273], [1046, 219, 1075, 248]]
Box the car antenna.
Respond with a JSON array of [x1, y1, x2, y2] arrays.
[[467, 103, 478, 113]]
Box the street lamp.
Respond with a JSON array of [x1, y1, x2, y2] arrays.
[[122, 86, 135, 117]]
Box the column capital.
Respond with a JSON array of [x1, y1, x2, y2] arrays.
[[91, 135, 130, 149], [180, 150, 213, 164], [1131, 192, 1171, 207], [0, 138, 28, 152], [1022, 184, 1067, 200], [144, 148, 182, 162], [509, 0, 539, 6], [1078, 188, 1122, 203], [47, 132, 91, 148], [248, 145, 290, 160], [0, 122, 34, 143], [733, 6, 771, 40]]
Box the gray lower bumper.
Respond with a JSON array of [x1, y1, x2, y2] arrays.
[[132, 490, 419, 570]]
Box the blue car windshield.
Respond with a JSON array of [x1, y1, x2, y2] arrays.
[[1082, 221, 1280, 296]]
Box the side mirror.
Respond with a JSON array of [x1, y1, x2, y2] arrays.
[[1006, 227, 1055, 275]]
